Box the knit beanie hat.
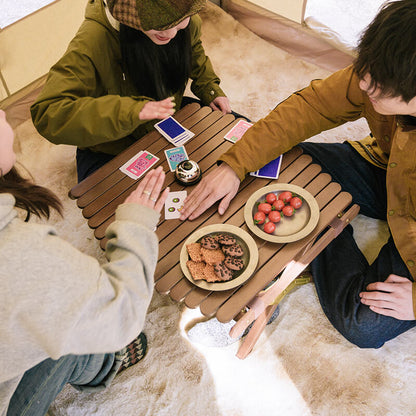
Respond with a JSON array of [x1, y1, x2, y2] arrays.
[[107, 0, 206, 31]]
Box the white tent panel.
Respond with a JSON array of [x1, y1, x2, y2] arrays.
[[0, 0, 85, 97], [243, 0, 307, 23]]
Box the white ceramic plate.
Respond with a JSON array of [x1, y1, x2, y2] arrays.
[[180, 224, 258, 291], [244, 184, 320, 243]]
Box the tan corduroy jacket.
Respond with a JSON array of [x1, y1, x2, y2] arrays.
[[220, 65, 416, 305]]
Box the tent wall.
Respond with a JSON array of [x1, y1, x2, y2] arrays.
[[0, 0, 85, 101], [222, 0, 354, 72], [240, 0, 307, 24]]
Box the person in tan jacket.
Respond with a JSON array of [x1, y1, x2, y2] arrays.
[[180, 0, 416, 348]]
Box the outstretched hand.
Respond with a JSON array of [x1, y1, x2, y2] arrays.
[[124, 166, 169, 213], [139, 97, 175, 120], [179, 162, 240, 221], [359, 274, 415, 320], [209, 96, 231, 114]]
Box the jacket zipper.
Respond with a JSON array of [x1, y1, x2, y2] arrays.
[[356, 141, 387, 169]]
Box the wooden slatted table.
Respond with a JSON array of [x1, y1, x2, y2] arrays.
[[70, 103, 359, 358]]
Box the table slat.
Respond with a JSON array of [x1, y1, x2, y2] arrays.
[[69, 102, 202, 199]]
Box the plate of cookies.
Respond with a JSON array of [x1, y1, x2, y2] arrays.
[[244, 183, 320, 243], [180, 224, 258, 291]]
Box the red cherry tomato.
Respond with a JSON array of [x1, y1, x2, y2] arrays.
[[253, 211, 266, 225], [282, 205, 295, 217], [265, 192, 277, 204], [258, 202, 272, 215], [290, 196, 303, 209], [263, 221, 276, 234], [272, 199, 285, 211], [278, 191, 293, 203], [268, 210, 281, 223]]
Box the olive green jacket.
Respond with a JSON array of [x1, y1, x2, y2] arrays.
[[220, 65, 416, 289], [30, 0, 225, 155]]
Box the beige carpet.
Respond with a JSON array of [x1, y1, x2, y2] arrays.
[[12, 3, 416, 416]]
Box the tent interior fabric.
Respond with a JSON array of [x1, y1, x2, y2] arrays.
[[3, 1, 416, 415]]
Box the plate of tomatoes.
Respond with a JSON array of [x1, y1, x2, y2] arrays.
[[244, 184, 320, 243]]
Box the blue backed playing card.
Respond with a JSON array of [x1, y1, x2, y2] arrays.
[[250, 156, 282, 179]]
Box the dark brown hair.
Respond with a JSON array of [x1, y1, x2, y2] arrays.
[[354, 0, 416, 102], [0, 166, 62, 221], [119, 23, 192, 100]]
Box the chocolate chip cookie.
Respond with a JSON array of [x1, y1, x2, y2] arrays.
[[222, 243, 244, 257], [200, 235, 220, 250], [213, 262, 234, 281], [224, 256, 244, 271]]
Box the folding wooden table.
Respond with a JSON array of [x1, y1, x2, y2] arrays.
[[69, 103, 359, 359]]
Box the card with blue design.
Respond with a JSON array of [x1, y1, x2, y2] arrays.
[[164, 146, 189, 171], [155, 116, 194, 146], [250, 155, 282, 179]]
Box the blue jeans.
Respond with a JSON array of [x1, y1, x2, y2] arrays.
[[76, 97, 250, 182], [7, 353, 120, 416], [299, 142, 416, 348]]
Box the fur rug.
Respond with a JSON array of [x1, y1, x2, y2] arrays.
[[12, 3, 416, 416]]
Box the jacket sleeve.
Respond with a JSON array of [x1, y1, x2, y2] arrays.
[[219, 65, 366, 180], [188, 15, 226, 105], [30, 28, 149, 148], [2, 202, 160, 371]]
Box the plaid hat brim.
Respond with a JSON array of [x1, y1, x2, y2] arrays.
[[107, 0, 206, 32]]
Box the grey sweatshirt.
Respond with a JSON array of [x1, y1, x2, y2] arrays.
[[0, 193, 160, 415]]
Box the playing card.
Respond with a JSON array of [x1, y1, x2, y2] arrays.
[[164, 190, 187, 219], [155, 116, 194, 146], [250, 156, 282, 179], [119, 150, 159, 180], [224, 120, 253, 143], [164, 146, 189, 172]]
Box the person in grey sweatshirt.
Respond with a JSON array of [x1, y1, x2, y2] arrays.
[[0, 109, 169, 416]]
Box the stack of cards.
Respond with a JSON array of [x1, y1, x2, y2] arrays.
[[224, 119, 253, 143], [164, 146, 188, 172], [155, 116, 194, 146], [250, 156, 282, 179], [119, 150, 159, 180]]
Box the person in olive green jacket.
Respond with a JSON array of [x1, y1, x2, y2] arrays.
[[31, 0, 232, 182], [180, 0, 416, 348]]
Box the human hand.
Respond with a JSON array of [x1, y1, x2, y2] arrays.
[[139, 97, 175, 120], [124, 166, 169, 213], [179, 162, 240, 220], [209, 96, 231, 114], [359, 274, 415, 320]]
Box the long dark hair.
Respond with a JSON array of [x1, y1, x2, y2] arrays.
[[354, 0, 416, 102], [119, 23, 192, 100], [0, 166, 62, 221]]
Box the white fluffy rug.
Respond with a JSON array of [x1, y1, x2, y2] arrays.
[[12, 3, 416, 416]]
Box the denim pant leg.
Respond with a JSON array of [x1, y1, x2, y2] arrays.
[[7, 353, 119, 416], [312, 226, 415, 348], [299, 142, 387, 219], [299, 142, 416, 347], [76, 148, 115, 183]]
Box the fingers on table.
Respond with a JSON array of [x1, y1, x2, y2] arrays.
[[141, 167, 165, 201], [155, 187, 170, 213]]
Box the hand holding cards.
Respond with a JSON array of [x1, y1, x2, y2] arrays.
[[155, 116, 194, 146]]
